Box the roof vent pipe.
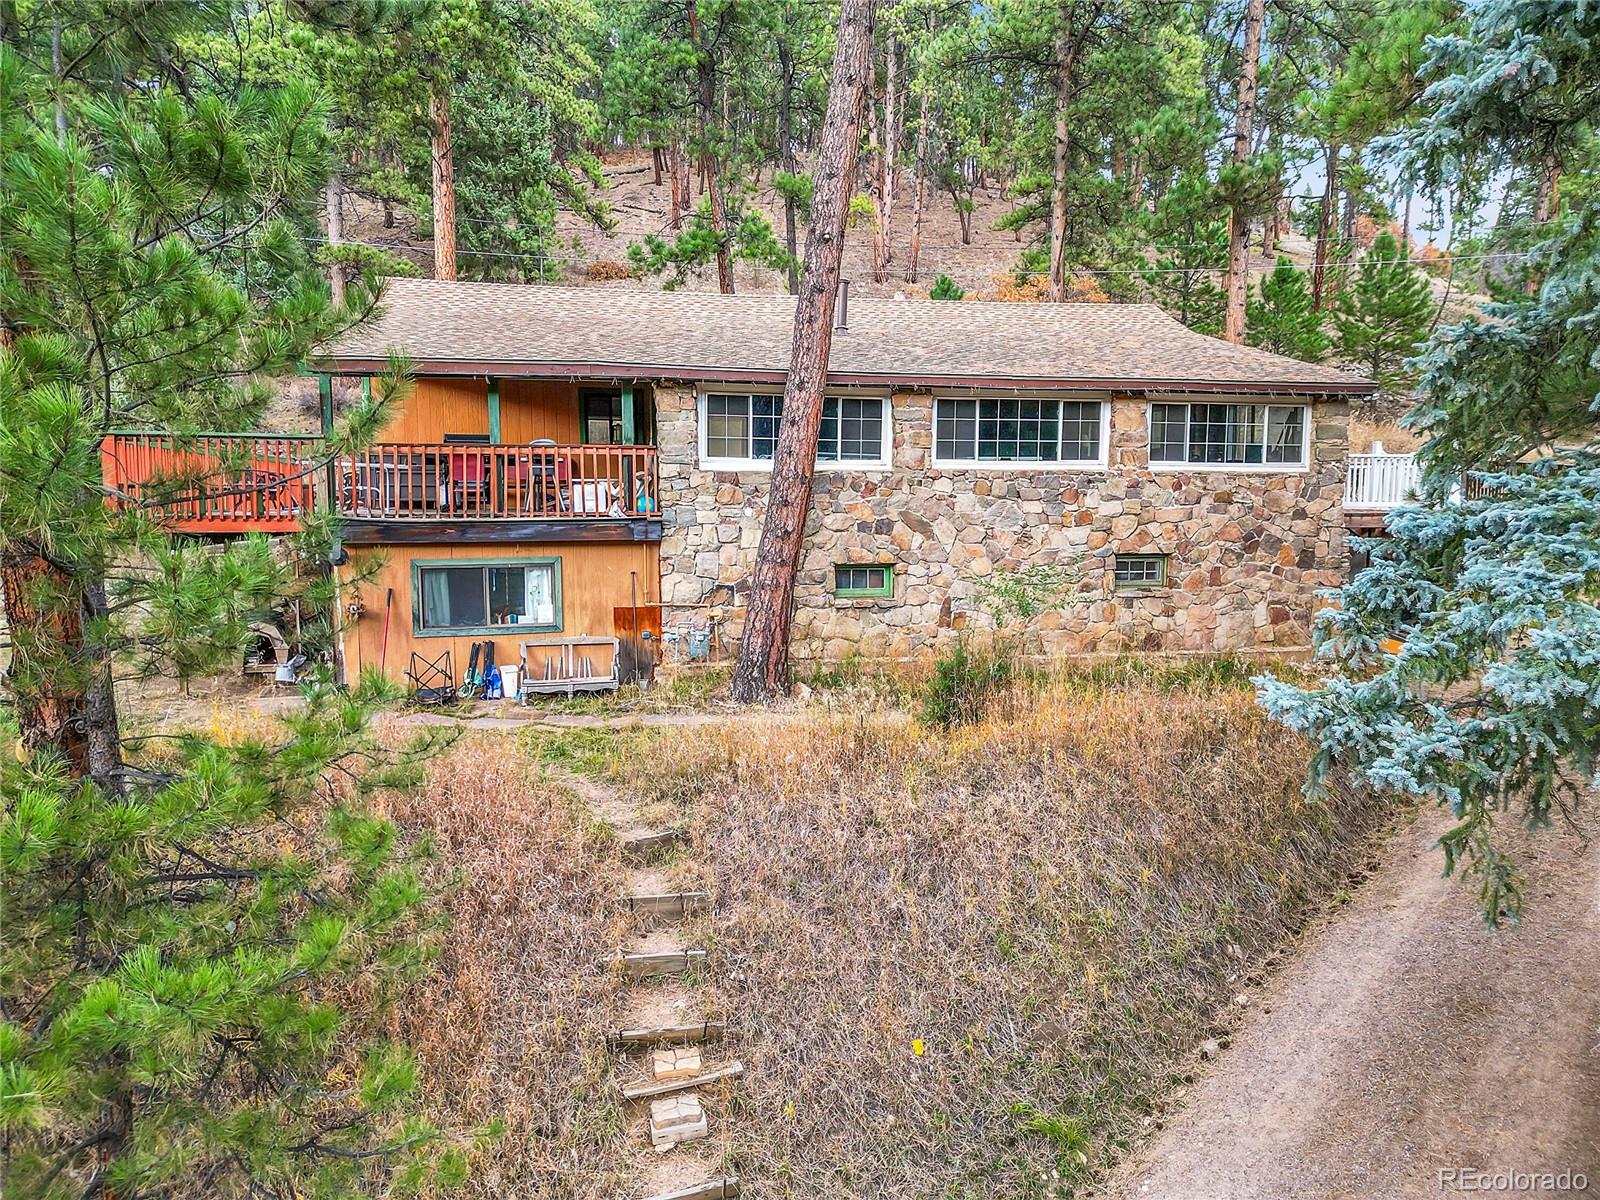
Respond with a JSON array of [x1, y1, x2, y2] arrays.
[[834, 279, 849, 332]]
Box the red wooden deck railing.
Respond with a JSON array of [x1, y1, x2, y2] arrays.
[[334, 443, 661, 521], [100, 433, 319, 533]]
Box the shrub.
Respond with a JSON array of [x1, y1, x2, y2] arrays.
[[920, 636, 1012, 728], [929, 272, 965, 300], [583, 259, 634, 281]]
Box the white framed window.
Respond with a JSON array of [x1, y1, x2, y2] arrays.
[[1147, 399, 1309, 469], [932, 396, 1108, 468], [698, 391, 890, 470]]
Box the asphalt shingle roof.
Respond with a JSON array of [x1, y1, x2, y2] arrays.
[[319, 277, 1375, 395]]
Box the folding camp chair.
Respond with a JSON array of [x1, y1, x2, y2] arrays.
[[406, 649, 455, 706]]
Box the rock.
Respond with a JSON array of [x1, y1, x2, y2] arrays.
[[649, 1092, 708, 1150]]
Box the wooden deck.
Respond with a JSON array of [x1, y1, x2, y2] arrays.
[[100, 433, 318, 534], [101, 433, 661, 536]]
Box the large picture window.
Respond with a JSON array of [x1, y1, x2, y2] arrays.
[[1148, 401, 1308, 467], [413, 558, 561, 635], [933, 397, 1106, 466], [700, 392, 888, 468]]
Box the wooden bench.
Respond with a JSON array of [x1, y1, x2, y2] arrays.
[[519, 635, 621, 698]]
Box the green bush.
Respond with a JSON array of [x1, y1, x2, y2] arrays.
[[920, 637, 1013, 728], [929, 272, 965, 300]]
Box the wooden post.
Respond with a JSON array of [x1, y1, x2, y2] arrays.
[[621, 382, 636, 444], [319, 374, 336, 513], [487, 377, 501, 443], [729, 0, 876, 702], [1223, 0, 1265, 343]]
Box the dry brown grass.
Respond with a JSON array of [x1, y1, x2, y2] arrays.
[[602, 679, 1387, 1196], [360, 669, 1385, 1198], [375, 737, 634, 1197]]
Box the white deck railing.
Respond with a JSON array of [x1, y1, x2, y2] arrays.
[[1345, 450, 1421, 512]]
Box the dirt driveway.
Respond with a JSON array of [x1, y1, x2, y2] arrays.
[[1105, 810, 1600, 1200]]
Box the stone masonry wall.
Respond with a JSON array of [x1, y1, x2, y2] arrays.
[[653, 383, 1347, 660]]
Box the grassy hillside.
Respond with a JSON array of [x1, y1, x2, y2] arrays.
[[385, 662, 1392, 1197]]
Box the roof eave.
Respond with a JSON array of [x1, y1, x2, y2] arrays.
[[313, 355, 1378, 397]]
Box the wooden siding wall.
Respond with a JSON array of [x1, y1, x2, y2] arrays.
[[380, 376, 489, 441], [373, 376, 603, 444], [339, 540, 660, 683], [501, 379, 583, 443]]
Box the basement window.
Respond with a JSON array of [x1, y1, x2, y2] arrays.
[[414, 557, 562, 635], [833, 564, 894, 599], [1113, 554, 1169, 590]]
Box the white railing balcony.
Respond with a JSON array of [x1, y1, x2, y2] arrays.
[[1345, 450, 1421, 512]]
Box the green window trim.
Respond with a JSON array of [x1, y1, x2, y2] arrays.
[[410, 555, 563, 638], [833, 563, 895, 599], [1113, 554, 1170, 590]]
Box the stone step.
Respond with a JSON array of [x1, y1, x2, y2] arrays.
[[652, 1045, 703, 1080], [649, 1092, 708, 1151], [618, 949, 707, 981]]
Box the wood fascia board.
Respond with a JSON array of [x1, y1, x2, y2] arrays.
[[339, 518, 662, 545], [314, 356, 1376, 397]]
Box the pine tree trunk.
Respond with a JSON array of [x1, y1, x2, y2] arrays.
[[670, 138, 685, 228], [1047, 1, 1074, 301], [1, 552, 123, 783], [881, 35, 898, 267], [325, 171, 346, 306], [905, 89, 929, 283], [778, 36, 801, 293], [51, 14, 66, 145], [1527, 152, 1561, 295], [430, 76, 457, 282], [1223, 0, 1264, 343], [653, 145, 664, 186], [1312, 141, 1338, 311], [867, 50, 887, 284], [729, 0, 876, 704], [687, 0, 734, 293]]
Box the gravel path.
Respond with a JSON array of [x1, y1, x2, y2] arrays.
[[1106, 811, 1600, 1200]]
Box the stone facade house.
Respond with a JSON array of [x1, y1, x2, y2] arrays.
[[285, 279, 1373, 676]]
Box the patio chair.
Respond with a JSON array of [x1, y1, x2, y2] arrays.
[[446, 449, 490, 511], [527, 440, 569, 515]]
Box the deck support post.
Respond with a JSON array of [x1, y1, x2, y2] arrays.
[[621, 382, 636, 445], [319, 375, 335, 510], [487, 376, 502, 443]]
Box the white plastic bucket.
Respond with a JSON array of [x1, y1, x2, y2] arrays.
[[500, 665, 520, 698]]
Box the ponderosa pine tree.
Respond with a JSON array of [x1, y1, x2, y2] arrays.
[[0, 8, 467, 1194], [1257, 0, 1600, 925], [1247, 256, 1330, 362], [1332, 230, 1434, 391]]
